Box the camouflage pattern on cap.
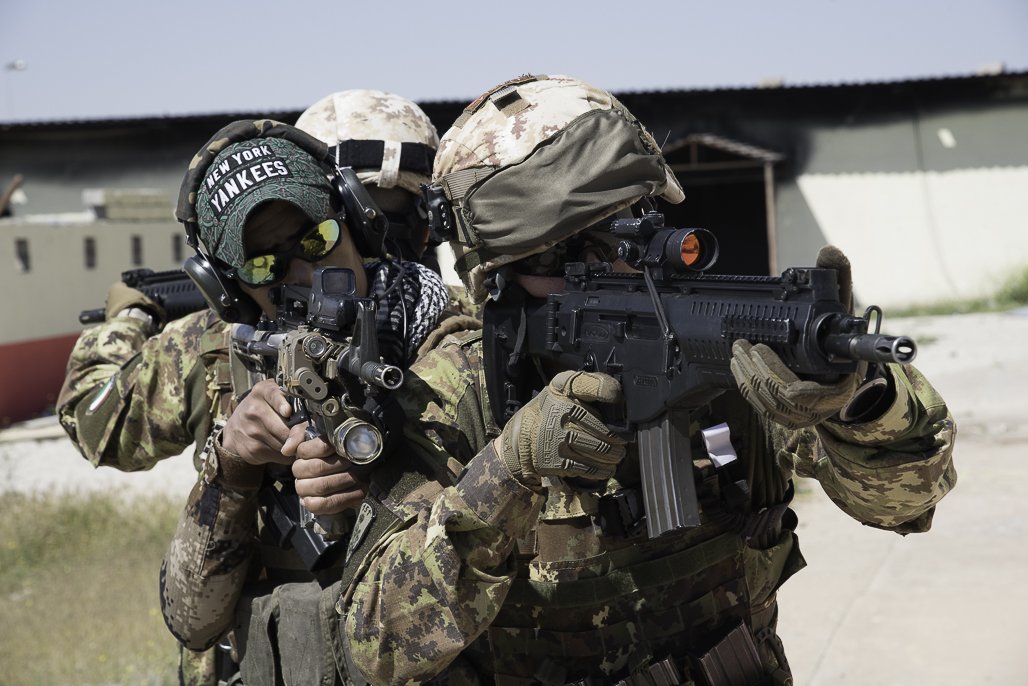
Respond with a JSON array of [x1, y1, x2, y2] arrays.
[[295, 89, 439, 196], [434, 74, 685, 303], [195, 137, 333, 268]]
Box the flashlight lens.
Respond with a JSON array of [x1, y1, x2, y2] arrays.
[[344, 425, 382, 463]]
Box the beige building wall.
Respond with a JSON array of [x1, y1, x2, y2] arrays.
[[1, 216, 183, 343]]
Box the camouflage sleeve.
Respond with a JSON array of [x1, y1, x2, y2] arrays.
[[343, 442, 545, 684], [337, 332, 544, 683], [160, 437, 264, 651], [57, 310, 224, 471], [777, 364, 957, 533]]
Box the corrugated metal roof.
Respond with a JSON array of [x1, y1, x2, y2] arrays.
[[613, 67, 1028, 96], [0, 108, 305, 129], [664, 134, 783, 163], [3, 69, 1027, 129]]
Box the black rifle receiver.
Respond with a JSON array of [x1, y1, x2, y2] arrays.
[[484, 212, 916, 538], [79, 268, 207, 324]]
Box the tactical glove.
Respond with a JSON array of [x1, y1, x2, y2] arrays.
[[105, 282, 166, 325], [814, 244, 853, 311], [730, 245, 864, 429], [731, 340, 863, 429], [498, 370, 627, 487]]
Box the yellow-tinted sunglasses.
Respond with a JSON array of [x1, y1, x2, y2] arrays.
[[235, 219, 342, 286]]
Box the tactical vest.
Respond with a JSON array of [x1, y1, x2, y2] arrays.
[[437, 388, 805, 686]]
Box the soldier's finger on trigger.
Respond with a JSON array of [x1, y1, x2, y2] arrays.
[[292, 454, 349, 479], [296, 471, 362, 498], [250, 378, 291, 417], [257, 405, 293, 445], [281, 423, 311, 453]]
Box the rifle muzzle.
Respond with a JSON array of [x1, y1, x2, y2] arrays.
[[822, 332, 917, 364]]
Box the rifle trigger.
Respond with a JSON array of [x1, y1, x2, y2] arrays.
[[506, 305, 528, 373], [503, 382, 522, 420], [603, 348, 622, 374]]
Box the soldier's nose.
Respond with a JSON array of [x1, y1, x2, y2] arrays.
[[285, 258, 313, 287]]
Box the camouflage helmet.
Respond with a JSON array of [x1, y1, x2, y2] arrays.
[[295, 89, 439, 196], [432, 74, 685, 303]]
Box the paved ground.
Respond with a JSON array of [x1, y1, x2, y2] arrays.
[[2, 310, 1026, 683], [0, 419, 197, 502], [778, 310, 1028, 684]]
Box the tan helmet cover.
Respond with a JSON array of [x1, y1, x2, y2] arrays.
[[295, 89, 439, 195], [433, 74, 685, 303]]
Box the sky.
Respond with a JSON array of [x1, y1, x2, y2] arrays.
[[2, 0, 1027, 123]]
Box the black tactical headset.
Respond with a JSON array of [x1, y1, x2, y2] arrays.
[[176, 119, 392, 324]]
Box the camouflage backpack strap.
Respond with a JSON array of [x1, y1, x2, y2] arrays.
[[416, 312, 482, 358], [339, 328, 490, 595], [335, 455, 456, 596], [332, 457, 457, 686]]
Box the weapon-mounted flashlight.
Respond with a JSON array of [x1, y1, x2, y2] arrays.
[[332, 417, 385, 464]]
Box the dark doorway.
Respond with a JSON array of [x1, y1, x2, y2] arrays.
[[657, 135, 781, 276]]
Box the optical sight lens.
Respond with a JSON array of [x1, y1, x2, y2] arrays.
[[680, 233, 701, 266], [668, 228, 718, 272]]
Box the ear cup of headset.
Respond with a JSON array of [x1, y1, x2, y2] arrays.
[[332, 167, 389, 259], [183, 252, 262, 324]]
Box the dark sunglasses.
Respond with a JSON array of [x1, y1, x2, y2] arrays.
[[233, 218, 342, 286]]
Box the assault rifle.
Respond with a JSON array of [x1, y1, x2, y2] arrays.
[[79, 268, 205, 324], [231, 266, 402, 571], [484, 212, 917, 538]]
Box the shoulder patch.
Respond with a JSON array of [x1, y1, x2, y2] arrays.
[[86, 374, 118, 414]]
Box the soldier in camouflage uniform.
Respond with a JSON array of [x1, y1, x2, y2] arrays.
[[331, 75, 958, 685], [57, 92, 453, 685]]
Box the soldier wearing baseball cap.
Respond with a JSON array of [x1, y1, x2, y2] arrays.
[[58, 93, 458, 685], [158, 113, 457, 684], [194, 136, 337, 269]]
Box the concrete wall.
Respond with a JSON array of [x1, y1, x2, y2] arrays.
[[791, 101, 1028, 307]]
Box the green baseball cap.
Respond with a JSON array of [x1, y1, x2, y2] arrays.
[[194, 137, 334, 268]]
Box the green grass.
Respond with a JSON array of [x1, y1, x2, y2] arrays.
[[887, 265, 1028, 318], [996, 265, 1028, 304], [0, 492, 182, 686]]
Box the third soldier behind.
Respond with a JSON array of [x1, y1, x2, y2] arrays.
[[331, 75, 958, 685]]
